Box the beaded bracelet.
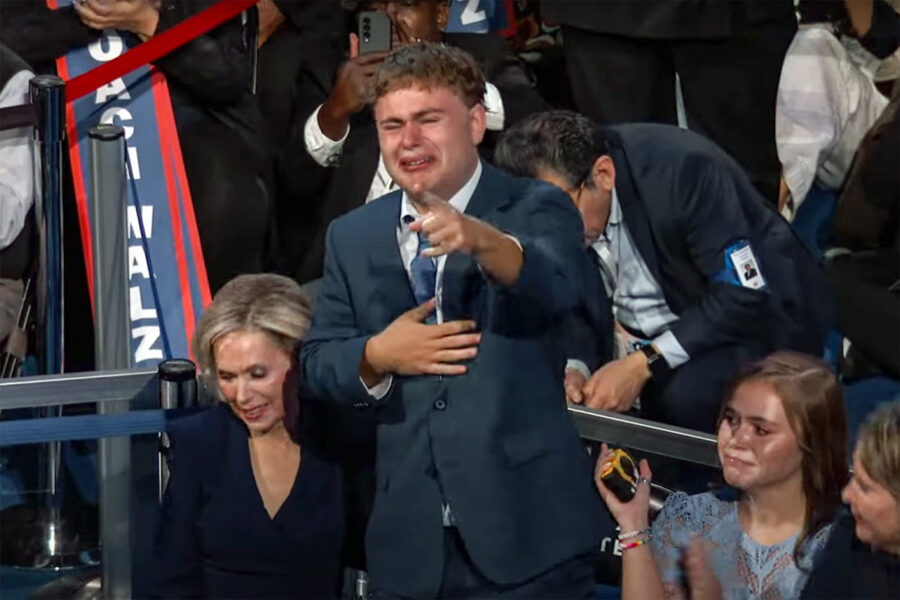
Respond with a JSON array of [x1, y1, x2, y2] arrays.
[[621, 537, 652, 551], [617, 527, 651, 541]]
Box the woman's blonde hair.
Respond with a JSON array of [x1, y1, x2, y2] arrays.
[[192, 274, 312, 399], [856, 401, 900, 499]]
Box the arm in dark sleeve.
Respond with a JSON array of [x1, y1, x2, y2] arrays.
[[666, 163, 773, 358], [0, 2, 100, 67], [562, 252, 615, 371], [505, 182, 586, 317], [148, 427, 205, 598], [148, 0, 254, 108], [301, 222, 385, 407]]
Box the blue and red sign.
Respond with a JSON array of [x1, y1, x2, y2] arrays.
[[51, 0, 211, 367]]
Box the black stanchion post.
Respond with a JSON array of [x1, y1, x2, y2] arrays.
[[88, 123, 134, 600], [29, 75, 65, 376], [89, 124, 130, 371], [157, 359, 196, 500]]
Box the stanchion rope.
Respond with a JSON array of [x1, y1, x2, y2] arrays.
[[0, 407, 202, 447]]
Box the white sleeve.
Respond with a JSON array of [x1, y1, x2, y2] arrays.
[[483, 82, 505, 131], [0, 69, 36, 250], [652, 331, 690, 370], [360, 374, 393, 400], [775, 30, 847, 219], [565, 359, 592, 380], [304, 104, 351, 167]]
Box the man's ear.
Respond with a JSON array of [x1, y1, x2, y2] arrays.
[[469, 103, 487, 146], [436, 1, 450, 31], [591, 155, 616, 194]]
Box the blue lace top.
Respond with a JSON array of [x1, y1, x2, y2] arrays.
[[651, 489, 832, 599]]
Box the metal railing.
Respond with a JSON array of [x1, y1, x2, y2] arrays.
[[0, 366, 720, 599]]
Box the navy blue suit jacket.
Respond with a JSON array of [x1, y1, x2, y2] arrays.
[[301, 163, 604, 597], [570, 123, 829, 372]]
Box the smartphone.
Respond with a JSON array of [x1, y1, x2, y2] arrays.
[[358, 11, 391, 54]]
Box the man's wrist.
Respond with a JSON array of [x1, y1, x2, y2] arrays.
[[319, 96, 353, 140], [629, 350, 652, 382], [361, 334, 388, 381]]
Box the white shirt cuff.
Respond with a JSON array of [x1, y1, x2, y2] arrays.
[[483, 82, 505, 131], [565, 359, 592, 381], [304, 104, 350, 167], [361, 374, 393, 400], [652, 331, 690, 369]]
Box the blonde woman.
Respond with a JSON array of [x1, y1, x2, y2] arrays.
[[802, 401, 900, 599], [148, 274, 344, 599]]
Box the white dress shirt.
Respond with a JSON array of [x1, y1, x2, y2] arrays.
[[304, 82, 504, 202], [362, 161, 483, 399], [776, 25, 889, 220], [0, 69, 36, 250], [567, 190, 689, 379]]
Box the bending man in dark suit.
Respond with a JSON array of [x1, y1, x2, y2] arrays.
[[495, 111, 831, 433], [301, 46, 602, 598]]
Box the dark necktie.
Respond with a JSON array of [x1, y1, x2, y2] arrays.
[[410, 231, 437, 324]]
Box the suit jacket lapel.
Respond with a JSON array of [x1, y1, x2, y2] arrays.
[[367, 191, 417, 316], [610, 146, 665, 290]]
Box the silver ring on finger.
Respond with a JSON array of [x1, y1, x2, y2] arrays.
[[638, 476, 651, 486]]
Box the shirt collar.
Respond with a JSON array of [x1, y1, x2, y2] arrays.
[[589, 187, 622, 247], [400, 161, 483, 229], [607, 187, 622, 227]]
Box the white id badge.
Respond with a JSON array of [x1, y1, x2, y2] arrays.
[[728, 242, 766, 290]]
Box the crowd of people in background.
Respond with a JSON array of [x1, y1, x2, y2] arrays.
[[1, 0, 899, 598]]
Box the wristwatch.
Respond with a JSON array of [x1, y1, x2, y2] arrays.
[[640, 344, 670, 380]]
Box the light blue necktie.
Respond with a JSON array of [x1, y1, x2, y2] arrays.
[[410, 230, 437, 324]]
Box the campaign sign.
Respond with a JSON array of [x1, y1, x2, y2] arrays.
[[51, 0, 211, 367], [446, 0, 511, 33]]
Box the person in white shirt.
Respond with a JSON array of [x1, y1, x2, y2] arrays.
[[776, 0, 898, 222], [0, 44, 36, 347]]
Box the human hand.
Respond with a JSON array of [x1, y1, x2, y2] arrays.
[[685, 537, 723, 600], [325, 33, 389, 118], [257, 0, 286, 47], [583, 352, 650, 412], [363, 298, 481, 378], [564, 368, 587, 404], [408, 185, 486, 258], [594, 442, 652, 531], [75, 0, 160, 41]]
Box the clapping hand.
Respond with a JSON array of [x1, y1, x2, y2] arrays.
[[75, 0, 160, 41]]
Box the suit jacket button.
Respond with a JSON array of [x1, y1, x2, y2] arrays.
[[433, 399, 447, 411]]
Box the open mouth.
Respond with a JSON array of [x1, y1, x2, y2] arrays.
[[241, 405, 268, 421], [400, 156, 435, 172]]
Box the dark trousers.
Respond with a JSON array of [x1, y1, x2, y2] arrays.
[[641, 344, 766, 433], [370, 528, 596, 599], [560, 19, 795, 205]]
